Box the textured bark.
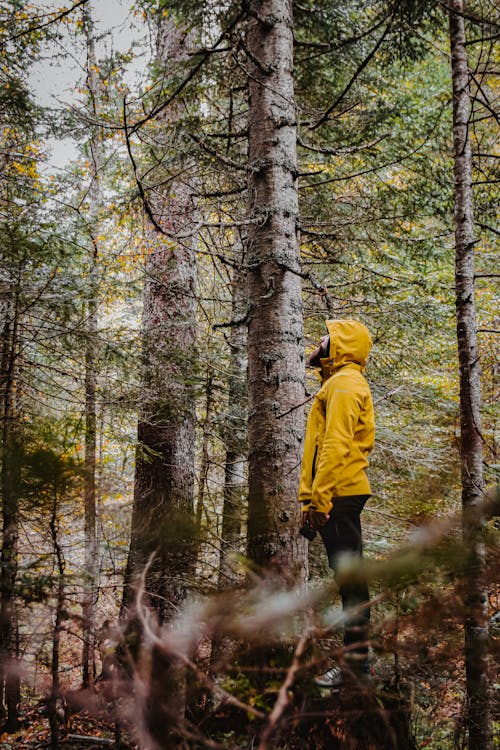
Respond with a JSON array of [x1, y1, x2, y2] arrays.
[[245, 0, 307, 579], [0, 286, 21, 731], [122, 15, 197, 625], [120, 18, 198, 749], [48, 487, 66, 750], [81, 4, 101, 690], [195, 372, 214, 534], [219, 252, 248, 588], [211, 255, 248, 668], [448, 3, 492, 749]]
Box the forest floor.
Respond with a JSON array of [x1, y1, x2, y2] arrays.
[[2, 627, 498, 750], [0, 708, 118, 750]]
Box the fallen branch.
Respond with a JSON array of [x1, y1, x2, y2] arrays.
[[374, 385, 405, 404], [67, 735, 114, 745], [133, 558, 267, 721]]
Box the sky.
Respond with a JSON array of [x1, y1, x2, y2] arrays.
[[29, 0, 145, 170]]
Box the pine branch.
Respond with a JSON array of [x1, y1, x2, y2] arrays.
[[123, 97, 169, 239], [294, 13, 389, 54], [310, 16, 393, 131], [190, 133, 249, 172], [477, 220, 500, 235], [129, 9, 245, 135], [297, 133, 389, 156]]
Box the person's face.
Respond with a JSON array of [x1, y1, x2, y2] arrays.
[[308, 335, 329, 367]]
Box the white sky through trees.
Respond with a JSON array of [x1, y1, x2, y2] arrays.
[[29, 0, 143, 169]]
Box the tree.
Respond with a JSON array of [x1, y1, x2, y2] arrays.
[[0, 276, 22, 732], [448, 2, 492, 748], [245, 0, 307, 579], [23, 448, 81, 750], [120, 7, 199, 746], [0, 59, 39, 731], [80, 2, 103, 690], [122, 7, 198, 623], [219, 243, 248, 589]]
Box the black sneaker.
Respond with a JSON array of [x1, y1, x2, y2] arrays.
[[313, 665, 344, 689]]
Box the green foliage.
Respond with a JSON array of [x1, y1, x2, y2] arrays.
[[0, 1, 497, 746]]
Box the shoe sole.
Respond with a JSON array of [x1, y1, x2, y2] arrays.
[[313, 679, 343, 690]]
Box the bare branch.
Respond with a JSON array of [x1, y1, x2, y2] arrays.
[[256, 632, 310, 750], [297, 133, 389, 156], [1, 0, 91, 45], [123, 97, 169, 238], [275, 394, 314, 419], [190, 133, 249, 172], [129, 9, 246, 135], [132, 563, 267, 721]]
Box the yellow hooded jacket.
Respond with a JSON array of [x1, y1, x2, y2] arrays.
[[298, 320, 375, 514]]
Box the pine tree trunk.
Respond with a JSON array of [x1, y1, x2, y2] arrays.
[[0, 286, 21, 732], [196, 372, 214, 534], [245, 0, 307, 580], [48, 487, 66, 750], [122, 190, 197, 619], [219, 253, 247, 588], [211, 256, 248, 669], [123, 14, 197, 622], [448, 3, 492, 748], [120, 20, 197, 747], [81, 4, 101, 689]]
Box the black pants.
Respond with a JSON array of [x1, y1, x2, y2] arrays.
[[319, 495, 370, 657]]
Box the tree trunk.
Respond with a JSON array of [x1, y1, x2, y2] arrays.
[[81, 4, 101, 690], [448, 3, 492, 748], [211, 253, 248, 670], [195, 371, 214, 534], [47, 484, 66, 750], [245, 0, 307, 580], [48, 485, 66, 750], [123, 13, 197, 622], [219, 249, 247, 588], [120, 14, 198, 749], [0, 285, 21, 732]]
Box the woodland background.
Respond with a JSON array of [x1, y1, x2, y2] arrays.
[[0, 1, 498, 749]]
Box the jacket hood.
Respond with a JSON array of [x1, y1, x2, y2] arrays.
[[324, 319, 372, 371]]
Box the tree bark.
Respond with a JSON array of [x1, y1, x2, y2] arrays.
[[81, 3, 101, 690], [48, 485, 66, 750], [120, 18, 198, 747], [211, 253, 248, 669], [245, 0, 307, 580], [195, 371, 214, 535], [0, 285, 21, 732], [448, 3, 492, 748], [219, 248, 248, 588]]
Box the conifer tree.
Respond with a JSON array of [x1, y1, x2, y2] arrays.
[[122, 9, 198, 624], [245, 0, 307, 579], [448, 2, 492, 748], [80, 2, 102, 690]]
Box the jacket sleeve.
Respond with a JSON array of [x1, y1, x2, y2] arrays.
[[311, 382, 362, 513], [298, 405, 316, 509]]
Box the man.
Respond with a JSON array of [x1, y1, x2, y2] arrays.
[[299, 319, 375, 688]]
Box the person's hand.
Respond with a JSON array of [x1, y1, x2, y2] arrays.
[[300, 510, 310, 530], [309, 510, 329, 530]]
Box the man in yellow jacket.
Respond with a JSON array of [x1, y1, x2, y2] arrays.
[[299, 319, 375, 688]]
